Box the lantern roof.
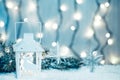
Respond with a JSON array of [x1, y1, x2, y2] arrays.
[[13, 33, 44, 52]]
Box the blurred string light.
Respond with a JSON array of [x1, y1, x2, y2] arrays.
[[87, 0, 101, 57], [36, 0, 44, 44], [68, 0, 81, 59], [100, 59, 105, 64], [87, 0, 112, 63], [99, 0, 113, 61], [45, 21, 58, 30], [28, 1, 36, 11]]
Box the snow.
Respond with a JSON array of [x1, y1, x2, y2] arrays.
[[0, 65, 120, 80]]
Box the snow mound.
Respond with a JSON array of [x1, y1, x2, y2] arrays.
[[0, 65, 120, 80]]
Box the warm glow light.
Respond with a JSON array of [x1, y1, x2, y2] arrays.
[[36, 33, 43, 38], [14, 6, 18, 10], [105, 33, 110, 38], [28, 2, 36, 11], [76, 0, 83, 4], [110, 56, 119, 64], [45, 21, 58, 30], [108, 38, 114, 45], [95, 15, 102, 21], [100, 60, 105, 64], [73, 12, 82, 20], [93, 15, 103, 27], [6, 1, 14, 9], [100, 4, 105, 9], [16, 38, 22, 43], [0, 34, 7, 41], [60, 4, 68, 12], [60, 46, 70, 56], [24, 18, 28, 22], [0, 21, 5, 28], [93, 20, 103, 27], [70, 26, 76, 31], [80, 51, 87, 58], [45, 21, 52, 28], [52, 42, 57, 47], [100, 3, 108, 12], [105, 2, 110, 8], [52, 23, 58, 30], [85, 28, 94, 38]]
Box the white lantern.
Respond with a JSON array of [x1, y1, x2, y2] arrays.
[[13, 33, 44, 78]]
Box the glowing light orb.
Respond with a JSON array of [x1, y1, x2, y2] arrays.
[[105, 33, 110, 38], [100, 60, 105, 64], [60, 46, 70, 56], [108, 38, 114, 45], [76, 0, 83, 4], [6, 1, 14, 9], [16, 38, 22, 43], [0, 21, 5, 28], [52, 23, 58, 30], [24, 18, 28, 22], [105, 2, 110, 8], [110, 56, 119, 64], [60, 4, 68, 12], [85, 28, 94, 38], [73, 12, 82, 20], [100, 4, 105, 9], [52, 42, 57, 47], [80, 51, 87, 58]]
